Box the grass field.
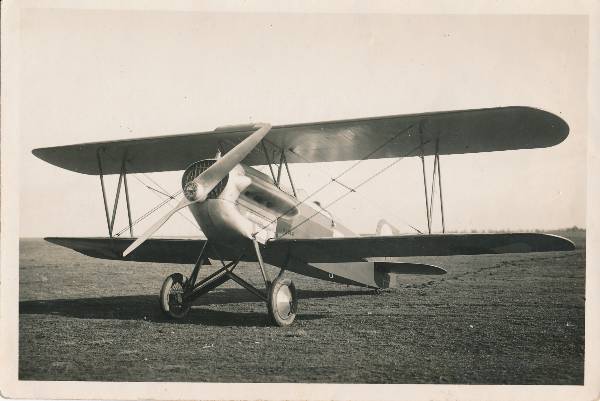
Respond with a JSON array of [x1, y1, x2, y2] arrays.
[[19, 230, 585, 383]]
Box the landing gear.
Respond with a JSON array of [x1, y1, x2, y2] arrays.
[[267, 275, 297, 326], [159, 273, 191, 319], [158, 239, 299, 326]]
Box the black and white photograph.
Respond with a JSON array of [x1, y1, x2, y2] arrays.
[[1, 1, 598, 400]]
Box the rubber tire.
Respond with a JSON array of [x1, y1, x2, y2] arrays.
[[267, 276, 298, 327], [159, 273, 191, 319]]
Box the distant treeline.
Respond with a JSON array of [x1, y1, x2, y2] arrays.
[[364, 226, 586, 236], [448, 226, 586, 234]]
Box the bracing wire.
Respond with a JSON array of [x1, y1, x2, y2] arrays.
[[277, 139, 432, 238], [98, 148, 200, 236], [143, 182, 176, 199], [114, 187, 186, 237], [107, 122, 426, 239], [124, 175, 198, 230], [113, 172, 199, 236], [116, 174, 204, 236], [253, 124, 420, 237], [271, 138, 425, 235]]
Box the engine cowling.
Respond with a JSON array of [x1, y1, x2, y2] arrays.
[[183, 161, 299, 243]]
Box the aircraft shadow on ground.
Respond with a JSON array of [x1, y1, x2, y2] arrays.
[[19, 288, 372, 327]]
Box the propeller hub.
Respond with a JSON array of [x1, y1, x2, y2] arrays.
[[183, 181, 199, 201]]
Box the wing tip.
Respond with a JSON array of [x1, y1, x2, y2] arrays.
[[31, 147, 49, 162], [541, 108, 570, 146], [518, 106, 570, 147], [32, 146, 99, 175], [44, 236, 64, 245], [544, 233, 576, 251]]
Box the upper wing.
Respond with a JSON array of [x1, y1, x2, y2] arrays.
[[33, 106, 568, 175]]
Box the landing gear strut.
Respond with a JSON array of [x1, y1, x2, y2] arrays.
[[158, 239, 297, 326]]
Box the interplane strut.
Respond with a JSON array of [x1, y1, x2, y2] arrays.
[[96, 149, 134, 238], [419, 131, 446, 234]]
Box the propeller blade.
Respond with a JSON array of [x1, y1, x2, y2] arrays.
[[123, 197, 192, 257], [190, 123, 272, 202], [123, 122, 272, 257]]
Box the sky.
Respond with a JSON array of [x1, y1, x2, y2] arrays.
[[18, 10, 588, 237]]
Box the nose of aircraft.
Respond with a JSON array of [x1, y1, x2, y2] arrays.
[[122, 123, 272, 257]]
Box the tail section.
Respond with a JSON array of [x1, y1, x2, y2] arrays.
[[283, 258, 446, 289]]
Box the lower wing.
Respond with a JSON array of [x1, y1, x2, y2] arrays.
[[263, 233, 575, 264], [46, 233, 574, 288]]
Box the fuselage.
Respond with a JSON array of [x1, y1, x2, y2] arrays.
[[182, 160, 354, 243]]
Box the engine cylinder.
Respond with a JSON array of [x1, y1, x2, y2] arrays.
[[180, 159, 228, 200]]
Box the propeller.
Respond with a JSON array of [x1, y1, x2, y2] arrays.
[[123, 122, 272, 257]]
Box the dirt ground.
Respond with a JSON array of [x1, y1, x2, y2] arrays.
[[18, 230, 585, 383]]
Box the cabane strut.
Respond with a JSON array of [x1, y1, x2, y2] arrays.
[[260, 140, 298, 197]]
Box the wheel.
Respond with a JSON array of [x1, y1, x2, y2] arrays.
[[267, 276, 298, 327], [159, 273, 191, 319]]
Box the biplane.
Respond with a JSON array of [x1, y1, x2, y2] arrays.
[[33, 106, 575, 326]]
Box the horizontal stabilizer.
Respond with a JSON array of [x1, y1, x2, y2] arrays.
[[377, 262, 446, 275], [282, 260, 446, 289], [376, 262, 447, 288]]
